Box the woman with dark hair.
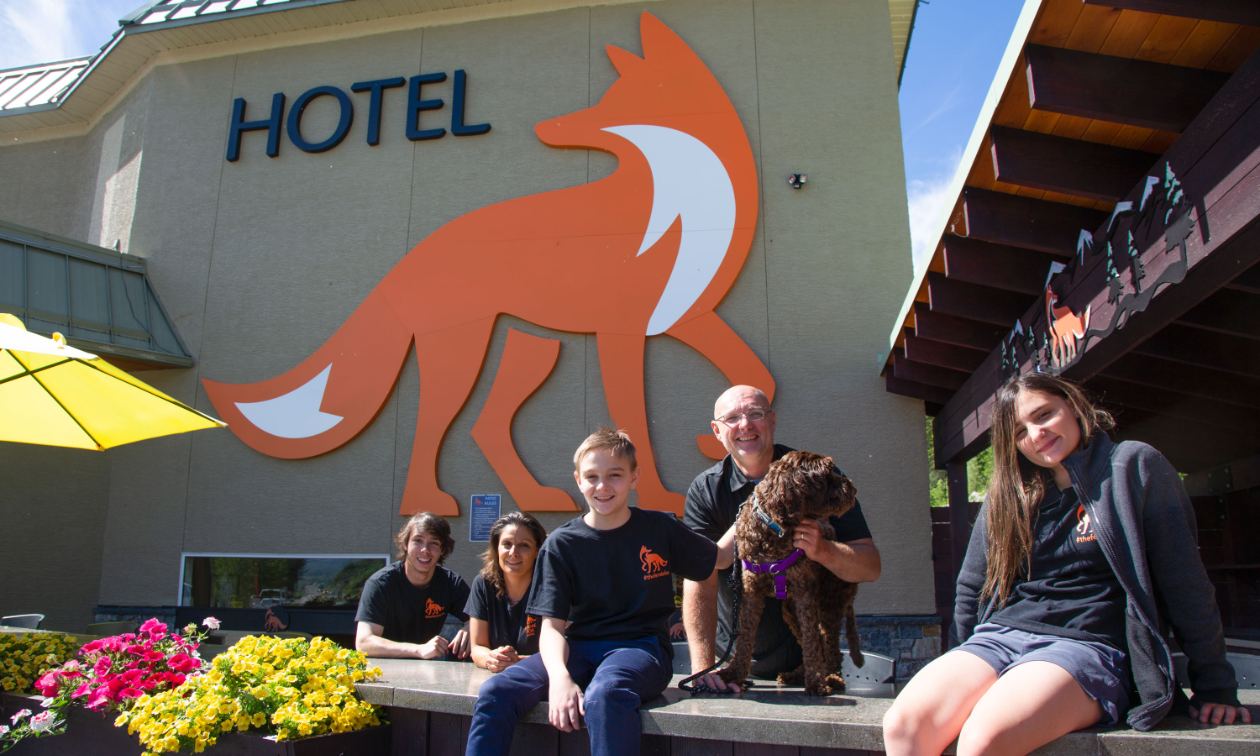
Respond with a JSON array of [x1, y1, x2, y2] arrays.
[[355, 512, 471, 659], [884, 372, 1248, 756], [468, 512, 548, 672]]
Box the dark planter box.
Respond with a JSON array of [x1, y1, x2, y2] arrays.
[[2, 694, 390, 756]]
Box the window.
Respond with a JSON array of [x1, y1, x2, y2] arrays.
[[179, 554, 387, 609]]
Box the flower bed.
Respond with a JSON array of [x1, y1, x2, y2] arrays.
[[119, 634, 383, 753], [1, 621, 386, 755]]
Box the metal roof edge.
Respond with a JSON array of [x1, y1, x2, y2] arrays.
[[65, 338, 194, 369], [121, 0, 352, 36], [0, 56, 93, 76], [0, 217, 147, 270], [897, 0, 922, 89], [877, 0, 1045, 373]]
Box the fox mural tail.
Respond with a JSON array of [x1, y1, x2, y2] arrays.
[[202, 289, 413, 459]]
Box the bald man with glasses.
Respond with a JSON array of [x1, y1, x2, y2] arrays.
[[682, 385, 881, 692]]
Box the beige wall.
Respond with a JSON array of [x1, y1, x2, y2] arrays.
[[0, 0, 931, 627]]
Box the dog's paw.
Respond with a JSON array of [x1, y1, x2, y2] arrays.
[[776, 669, 804, 686], [716, 668, 747, 689], [848, 650, 865, 668], [825, 673, 846, 692], [803, 679, 832, 697]]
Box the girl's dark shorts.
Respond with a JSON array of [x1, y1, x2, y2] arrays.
[[955, 623, 1130, 726]]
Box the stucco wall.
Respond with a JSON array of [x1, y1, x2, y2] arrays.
[[0, 0, 930, 626]]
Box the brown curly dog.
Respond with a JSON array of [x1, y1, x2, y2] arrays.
[[717, 450, 863, 696]]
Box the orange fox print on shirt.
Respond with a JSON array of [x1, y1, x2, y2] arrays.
[[640, 546, 670, 580]]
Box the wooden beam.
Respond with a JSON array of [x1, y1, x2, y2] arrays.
[[1082, 0, 1260, 26], [885, 365, 954, 405], [989, 125, 1160, 203], [1131, 322, 1260, 378], [1100, 352, 1260, 409], [1224, 263, 1260, 295], [927, 271, 1034, 326], [893, 349, 971, 391], [913, 302, 1007, 352], [1113, 411, 1260, 474], [933, 45, 1260, 466], [963, 187, 1109, 257], [1087, 375, 1260, 433], [1024, 44, 1230, 134], [904, 328, 987, 373], [942, 234, 1065, 295], [1175, 288, 1260, 341]]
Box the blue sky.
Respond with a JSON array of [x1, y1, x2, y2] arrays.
[[2, 0, 1022, 268], [899, 0, 1025, 265]]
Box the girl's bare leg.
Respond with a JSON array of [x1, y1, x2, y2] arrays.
[[883, 651, 998, 756], [957, 660, 1102, 756]]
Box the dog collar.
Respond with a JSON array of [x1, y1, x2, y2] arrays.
[[749, 492, 786, 538], [741, 548, 804, 600]]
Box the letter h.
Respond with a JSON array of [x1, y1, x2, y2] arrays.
[[226, 93, 286, 162]]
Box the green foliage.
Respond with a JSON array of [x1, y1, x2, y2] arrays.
[[968, 446, 995, 502], [926, 417, 995, 506], [927, 417, 948, 507]]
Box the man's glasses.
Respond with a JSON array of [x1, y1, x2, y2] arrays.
[[714, 408, 770, 426]]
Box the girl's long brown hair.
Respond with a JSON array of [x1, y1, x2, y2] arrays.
[[479, 511, 548, 599], [983, 372, 1114, 606]]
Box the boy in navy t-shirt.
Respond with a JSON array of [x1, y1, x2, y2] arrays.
[[466, 428, 725, 756]]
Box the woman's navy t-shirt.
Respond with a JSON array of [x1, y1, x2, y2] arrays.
[[466, 573, 540, 656], [991, 485, 1127, 649], [528, 508, 718, 659]]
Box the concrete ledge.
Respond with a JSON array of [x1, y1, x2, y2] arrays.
[[358, 659, 1260, 755]]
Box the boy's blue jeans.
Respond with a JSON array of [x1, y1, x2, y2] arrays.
[[465, 636, 671, 756]]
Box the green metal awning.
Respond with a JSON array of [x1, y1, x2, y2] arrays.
[[0, 219, 193, 369]]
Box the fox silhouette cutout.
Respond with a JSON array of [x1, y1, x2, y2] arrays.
[[203, 14, 774, 516], [1046, 290, 1090, 369]]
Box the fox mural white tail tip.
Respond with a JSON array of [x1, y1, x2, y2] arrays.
[[234, 364, 343, 439]]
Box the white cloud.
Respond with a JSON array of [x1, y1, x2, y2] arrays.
[[907, 146, 963, 272], [0, 0, 135, 71]]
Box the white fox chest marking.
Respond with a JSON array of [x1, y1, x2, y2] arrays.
[[602, 125, 737, 335], [235, 364, 343, 438]]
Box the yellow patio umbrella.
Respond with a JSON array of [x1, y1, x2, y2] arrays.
[[0, 313, 225, 450]]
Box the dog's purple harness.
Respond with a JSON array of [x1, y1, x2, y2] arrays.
[[741, 549, 803, 600]]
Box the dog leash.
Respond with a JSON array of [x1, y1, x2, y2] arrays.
[[680, 490, 791, 695], [678, 544, 745, 696]]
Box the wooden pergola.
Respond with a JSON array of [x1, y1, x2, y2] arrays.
[[883, 0, 1260, 634]]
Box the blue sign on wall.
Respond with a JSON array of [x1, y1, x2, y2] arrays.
[[227, 69, 491, 161], [469, 495, 502, 542]]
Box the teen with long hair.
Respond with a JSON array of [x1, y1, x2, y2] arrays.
[[468, 512, 549, 672], [883, 372, 1248, 756]]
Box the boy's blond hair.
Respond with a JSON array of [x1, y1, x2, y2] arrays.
[[573, 426, 638, 470]]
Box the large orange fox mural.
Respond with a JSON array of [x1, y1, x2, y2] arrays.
[[203, 14, 774, 517]]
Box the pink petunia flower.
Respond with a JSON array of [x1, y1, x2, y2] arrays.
[[167, 653, 199, 673], [202, 616, 221, 631], [34, 673, 59, 697], [29, 712, 54, 732], [11, 710, 30, 724]]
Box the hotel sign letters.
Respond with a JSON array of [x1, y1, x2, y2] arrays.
[[226, 70, 491, 161]]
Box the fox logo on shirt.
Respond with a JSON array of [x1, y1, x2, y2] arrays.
[[424, 598, 446, 619], [640, 546, 670, 580], [1075, 504, 1097, 543]]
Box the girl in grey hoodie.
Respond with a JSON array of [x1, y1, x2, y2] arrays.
[[883, 372, 1248, 756]]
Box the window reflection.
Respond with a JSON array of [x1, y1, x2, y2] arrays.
[[181, 555, 386, 609]]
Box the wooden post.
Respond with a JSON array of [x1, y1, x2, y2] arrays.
[[944, 460, 971, 647]]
